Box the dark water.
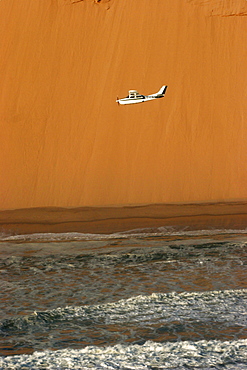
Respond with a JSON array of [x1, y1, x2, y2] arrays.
[[0, 228, 247, 369]]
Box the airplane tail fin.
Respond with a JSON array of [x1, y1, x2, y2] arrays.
[[157, 85, 167, 95]]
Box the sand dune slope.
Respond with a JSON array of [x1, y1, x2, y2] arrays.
[[1, 0, 247, 209]]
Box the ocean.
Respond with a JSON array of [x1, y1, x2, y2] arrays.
[[0, 227, 247, 369]]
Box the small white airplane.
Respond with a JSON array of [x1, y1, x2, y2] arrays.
[[116, 85, 167, 105]]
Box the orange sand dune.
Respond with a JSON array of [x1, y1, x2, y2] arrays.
[[1, 0, 247, 210]]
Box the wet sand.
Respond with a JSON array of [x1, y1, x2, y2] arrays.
[[0, 201, 246, 235]]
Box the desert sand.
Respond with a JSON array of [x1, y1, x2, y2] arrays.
[[1, 0, 247, 233]]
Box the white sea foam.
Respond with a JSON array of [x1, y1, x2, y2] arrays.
[[1, 339, 247, 369], [1, 227, 247, 242]]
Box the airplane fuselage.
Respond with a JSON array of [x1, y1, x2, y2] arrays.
[[116, 86, 167, 105], [117, 95, 164, 105]]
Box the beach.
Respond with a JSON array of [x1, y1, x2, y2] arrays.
[[1, 201, 247, 235]]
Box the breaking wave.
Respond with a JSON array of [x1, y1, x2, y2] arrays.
[[1, 289, 246, 350], [1, 339, 247, 369], [1, 227, 247, 242]]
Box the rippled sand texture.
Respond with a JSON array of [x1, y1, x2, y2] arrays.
[[1, 0, 247, 209]]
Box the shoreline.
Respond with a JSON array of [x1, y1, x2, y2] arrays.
[[0, 201, 247, 236]]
